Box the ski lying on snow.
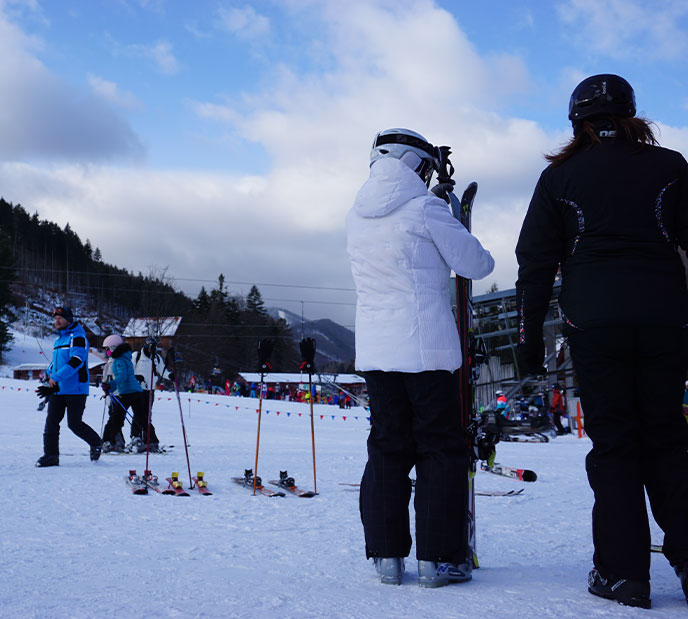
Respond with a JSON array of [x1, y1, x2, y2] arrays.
[[268, 471, 315, 497], [142, 469, 163, 493], [105, 444, 174, 455], [481, 462, 537, 482], [192, 472, 213, 496], [164, 472, 190, 496], [338, 483, 524, 497], [126, 469, 148, 495], [232, 469, 285, 497]]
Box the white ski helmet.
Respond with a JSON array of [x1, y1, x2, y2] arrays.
[[370, 128, 439, 186], [103, 334, 123, 349]]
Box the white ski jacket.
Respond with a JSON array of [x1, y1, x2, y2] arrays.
[[133, 349, 171, 390], [346, 157, 495, 372]]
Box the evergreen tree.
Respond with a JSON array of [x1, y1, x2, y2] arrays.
[[246, 285, 268, 321], [194, 287, 211, 314], [0, 231, 15, 358]]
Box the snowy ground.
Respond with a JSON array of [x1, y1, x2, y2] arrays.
[[1, 335, 685, 617]]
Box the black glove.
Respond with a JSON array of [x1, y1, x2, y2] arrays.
[[299, 338, 316, 374], [101, 382, 111, 395], [430, 181, 455, 204], [37, 384, 59, 399], [257, 339, 274, 373], [135, 374, 145, 383], [517, 345, 547, 377], [167, 372, 175, 382]]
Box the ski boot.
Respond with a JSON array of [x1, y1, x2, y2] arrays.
[[417, 560, 472, 588], [587, 568, 650, 609], [36, 454, 59, 468], [674, 564, 688, 605], [148, 442, 161, 453], [127, 437, 145, 453], [101, 441, 113, 453], [112, 435, 126, 453], [90, 443, 102, 462], [373, 558, 405, 585]]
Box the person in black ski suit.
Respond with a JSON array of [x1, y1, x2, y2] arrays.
[[516, 74, 688, 609], [35, 307, 102, 467]]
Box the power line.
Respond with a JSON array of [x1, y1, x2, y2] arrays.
[[0, 265, 356, 293]]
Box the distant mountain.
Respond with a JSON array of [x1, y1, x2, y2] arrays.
[[268, 307, 355, 369]]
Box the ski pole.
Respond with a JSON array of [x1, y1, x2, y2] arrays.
[[253, 339, 275, 496], [144, 343, 156, 476], [169, 348, 193, 489], [308, 371, 318, 495], [253, 370, 266, 496], [100, 393, 109, 436], [300, 338, 318, 495], [109, 393, 136, 427]]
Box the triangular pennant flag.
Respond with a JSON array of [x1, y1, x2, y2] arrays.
[[343, 416, 347, 421]]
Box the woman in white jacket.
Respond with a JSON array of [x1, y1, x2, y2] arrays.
[[346, 128, 494, 588]]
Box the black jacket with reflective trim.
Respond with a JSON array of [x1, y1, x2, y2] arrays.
[[516, 137, 688, 353]]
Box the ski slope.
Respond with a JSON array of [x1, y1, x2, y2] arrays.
[[1, 372, 685, 617]]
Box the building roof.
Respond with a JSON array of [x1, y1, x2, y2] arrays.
[[14, 352, 106, 372], [122, 317, 182, 338], [237, 372, 365, 385]]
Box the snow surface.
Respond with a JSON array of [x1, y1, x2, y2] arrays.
[[1, 375, 685, 615]]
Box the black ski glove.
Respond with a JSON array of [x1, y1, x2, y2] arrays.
[[36, 384, 59, 399], [257, 339, 274, 373], [101, 382, 111, 395], [135, 374, 145, 383], [167, 372, 175, 383], [430, 181, 455, 204], [299, 338, 316, 374]]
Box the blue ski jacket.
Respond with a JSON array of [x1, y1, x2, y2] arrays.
[[47, 322, 90, 395], [107, 344, 143, 395]]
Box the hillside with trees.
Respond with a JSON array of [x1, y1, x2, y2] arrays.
[[0, 199, 299, 382]]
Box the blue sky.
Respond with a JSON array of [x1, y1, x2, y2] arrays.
[[1, 0, 687, 327]]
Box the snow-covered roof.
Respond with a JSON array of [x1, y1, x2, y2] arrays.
[[122, 317, 182, 338], [237, 372, 365, 385]]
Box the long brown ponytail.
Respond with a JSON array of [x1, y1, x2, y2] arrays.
[[545, 117, 659, 167]]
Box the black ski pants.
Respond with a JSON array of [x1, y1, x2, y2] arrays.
[[103, 392, 159, 444], [569, 326, 688, 580], [132, 390, 160, 443], [360, 370, 468, 563], [43, 394, 100, 456]]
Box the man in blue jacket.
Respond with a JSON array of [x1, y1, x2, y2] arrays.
[[36, 307, 102, 467]]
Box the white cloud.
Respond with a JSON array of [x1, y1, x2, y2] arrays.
[[0, 9, 143, 161], [0, 0, 593, 322], [111, 38, 180, 75], [217, 5, 270, 39], [557, 0, 688, 60], [88, 74, 143, 110]]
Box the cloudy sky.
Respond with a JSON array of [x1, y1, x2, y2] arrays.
[[1, 0, 688, 327]]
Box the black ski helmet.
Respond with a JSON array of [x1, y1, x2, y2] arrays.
[[568, 74, 636, 121]]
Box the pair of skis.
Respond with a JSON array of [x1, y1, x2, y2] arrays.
[[126, 469, 213, 495], [233, 469, 315, 498]]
